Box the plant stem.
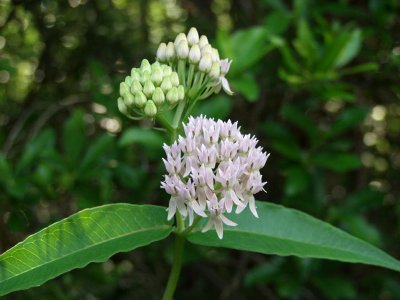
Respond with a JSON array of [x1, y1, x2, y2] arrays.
[[157, 114, 174, 134], [169, 101, 186, 142], [162, 234, 185, 300], [162, 212, 185, 300]]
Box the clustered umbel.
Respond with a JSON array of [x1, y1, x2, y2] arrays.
[[161, 116, 269, 239], [118, 59, 185, 119], [156, 27, 233, 101]]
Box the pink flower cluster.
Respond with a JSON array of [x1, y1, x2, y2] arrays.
[[161, 116, 269, 239]]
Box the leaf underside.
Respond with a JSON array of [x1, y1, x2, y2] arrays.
[[0, 204, 173, 296], [188, 201, 400, 272]]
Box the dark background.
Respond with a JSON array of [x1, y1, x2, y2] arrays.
[[1, 0, 400, 299]]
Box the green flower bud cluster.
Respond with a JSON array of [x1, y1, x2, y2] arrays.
[[156, 27, 232, 100], [118, 59, 185, 119]]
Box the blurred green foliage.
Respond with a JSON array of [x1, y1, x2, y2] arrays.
[[1, 0, 400, 299]]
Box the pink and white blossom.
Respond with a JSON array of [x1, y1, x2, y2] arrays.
[[161, 116, 269, 239]]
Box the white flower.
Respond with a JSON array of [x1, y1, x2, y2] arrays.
[[161, 116, 269, 239], [156, 29, 234, 99], [218, 59, 233, 95]]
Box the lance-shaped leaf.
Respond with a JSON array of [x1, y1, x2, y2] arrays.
[[187, 201, 400, 272], [0, 204, 172, 296]]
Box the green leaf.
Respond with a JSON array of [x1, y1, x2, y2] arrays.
[[264, 11, 292, 35], [284, 166, 309, 196], [293, 19, 319, 66], [194, 95, 233, 119], [261, 121, 303, 161], [80, 134, 114, 173], [280, 104, 318, 141], [334, 29, 362, 68], [318, 28, 362, 71], [313, 152, 362, 172], [231, 74, 260, 102], [340, 62, 379, 75], [63, 110, 86, 164], [341, 214, 382, 247], [118, 128, 165, 149], [16, 129, 55, 173], [328, 107, 368, 137], [0, 204, 173, 296], [229, 26, 271, 75], [313, 276, 356, 300], [244, 257, 284, 286], [187, 201, 400, 272]]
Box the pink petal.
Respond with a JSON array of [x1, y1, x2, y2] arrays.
[[220, 214, 237, 227], [191, 201, 207, 217], [167, 198, 177, 220], [248, 195, 259, 218], [202, 218, 214, 233], [214, 218, 224, 239]]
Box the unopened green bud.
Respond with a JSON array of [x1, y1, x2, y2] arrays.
[[177, 85, 185, 101], [209, 61, 221, 79], [123, 92, 134, 106], [156, 43, 167, 62], [120, 82, 129, 95], [125, 76, 133, 86], [177, 40, 189, 59], [151, 69, 163, 85], [140, 71, 151, 84], [153, 87, 165, 105], [130, 80, 142, 94], [166, 42, 175, 62], [162, 65, 172, 76], [166, 87, 179, 105], [199, 35, 209, 48], [143, 80, 155, 97], [131, 69, 141, 81], [151, 62, 161, 73], [213, 84, 222, 94], [211, 48, 220, 62], [160, 77, 173, 93], [134, 91, 147, 108], [199, 54, 212, 73], [170, 72, 180, 87], [189, 44, 201, 64], [144, 100, 157, 117], [187, 27, 199, 46], [118, 97, 128, 114], [174, 33, 187, 47], [201, 44, 212, 55], [140, 59, 151, 72]]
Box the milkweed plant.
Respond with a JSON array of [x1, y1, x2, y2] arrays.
[[1, 28, 400, 299]]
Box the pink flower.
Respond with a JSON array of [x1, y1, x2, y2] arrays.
[[161, 116, 269, 239]]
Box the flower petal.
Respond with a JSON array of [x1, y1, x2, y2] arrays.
[[221, 77, 234, 95], [167, 198, 177, 220], [191, 200, 207, 217], [220, 214, 237, 227], [248, 195, 259, 218], [214, 218, 224, 239]]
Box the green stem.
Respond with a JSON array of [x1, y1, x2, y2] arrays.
[[186, 63, 195, 88], [162, 234, 185, 300], [177, 60, 186, 87], [157, 114, 174, 134], [169, 101, 186, 142], [162, 211, 185, 300], [182, 216, 201, 235]]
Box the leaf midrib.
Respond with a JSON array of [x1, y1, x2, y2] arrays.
[[0, 224, 171, 286], [189, 228, 400, 271]]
